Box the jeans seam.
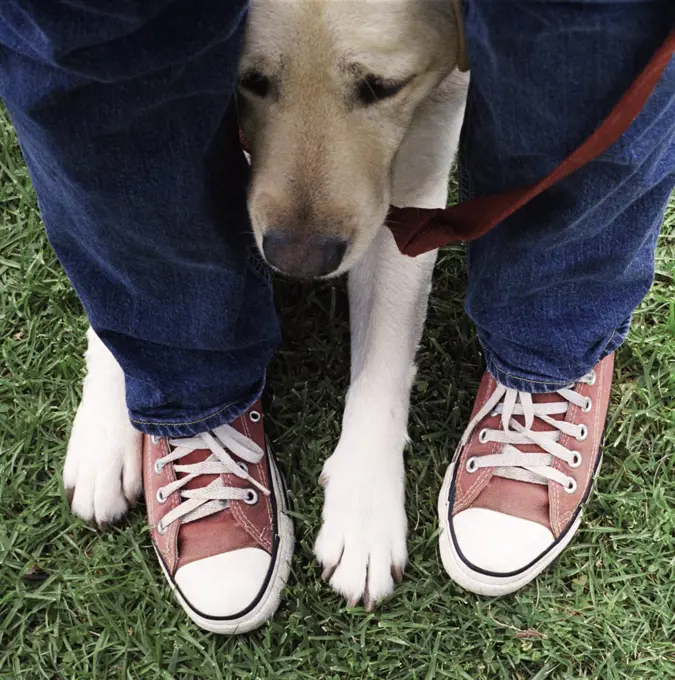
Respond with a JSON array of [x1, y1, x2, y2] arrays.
[[459, 158, 474, 203], [247, 245, 273, 285], [458, 86, 475, 204], [599, 328, 622, 359]]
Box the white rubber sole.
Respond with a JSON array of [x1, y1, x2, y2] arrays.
[[438, 463, 583, 597], [155, 453, 294, 634]]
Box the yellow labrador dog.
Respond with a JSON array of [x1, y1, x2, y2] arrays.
[[64, 0, 468, 610]]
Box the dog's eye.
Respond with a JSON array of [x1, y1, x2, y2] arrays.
[[358, 75, 406, 106], [239, 71, 271, 98]]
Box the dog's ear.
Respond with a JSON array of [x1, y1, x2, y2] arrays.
[[390, 70, 469, 209], [452, 0, 470, 73]]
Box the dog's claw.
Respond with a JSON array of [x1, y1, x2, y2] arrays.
[[319, 473, 328, 488], [321, 565, 336, 582], [363, 585, 376, 612], [347, 597, 360, 609], [96, 520, 109, 532], [65, 487, 74, 506], [392, 565, 404, 584]]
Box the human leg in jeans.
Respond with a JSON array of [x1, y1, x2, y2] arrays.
[[0, 0, 292, 632], [439, 0, 675, 594]]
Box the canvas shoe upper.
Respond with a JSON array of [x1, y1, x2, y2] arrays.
[[143, 400, 293, 634], [438, 354, 614, 596]]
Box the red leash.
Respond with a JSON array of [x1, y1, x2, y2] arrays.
[[387, 30, 675, 257]]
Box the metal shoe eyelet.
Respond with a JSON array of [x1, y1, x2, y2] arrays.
[[582, 397, 593, 413], [156, 488, 167, 504], [156, 520, 167, 535], [564, 478, 578, 495], [151, 435, 160, 444], [237, 461, 249, 474], [249, 410, 261, 423], [244, 489, 259, 505], [154, 460, 163, 475], [576, 424, 588, 442], [587, 371, 596, 386], [478, 429, 489, 444], [466, 457, 478, 473], [569, 451, 583, 469]]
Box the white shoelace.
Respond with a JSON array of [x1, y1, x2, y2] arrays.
[[457, 371, 596, 494], [154, 423, 270, 535]]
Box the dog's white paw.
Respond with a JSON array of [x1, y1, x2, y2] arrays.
[[63, 329, 142, 526], [314, 428, 408, 610]]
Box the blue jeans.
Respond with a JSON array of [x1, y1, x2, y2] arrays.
[[461, 0, 675, 392], [0, 0, 278, 437], [0, 0, 673, 435]]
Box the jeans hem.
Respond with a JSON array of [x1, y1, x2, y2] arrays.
[[128, 381, 265, 438], [484, 328, 625, 393]]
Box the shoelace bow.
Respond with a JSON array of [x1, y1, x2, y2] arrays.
[[457, 371, 596, 494], [154, 424, 270, 534]]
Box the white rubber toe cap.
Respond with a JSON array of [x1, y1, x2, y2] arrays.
[[452, 508, 554, 574], [174, 547, 271, 618]]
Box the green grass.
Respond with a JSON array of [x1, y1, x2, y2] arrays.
[[1, 105, 674, 680]]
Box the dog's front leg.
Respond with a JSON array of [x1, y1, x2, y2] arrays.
[[63, 328, 143, 525], [314, 71, 468, 609], [315, 231, 437, 609]]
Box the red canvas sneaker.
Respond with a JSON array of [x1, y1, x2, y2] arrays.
[[143, 401, 293, 634], [438, 354, 614, 596]]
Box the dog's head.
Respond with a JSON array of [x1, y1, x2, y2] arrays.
[[238, 0, 461, 277]]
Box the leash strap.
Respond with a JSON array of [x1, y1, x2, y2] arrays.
[[387, 30, 675, 257]]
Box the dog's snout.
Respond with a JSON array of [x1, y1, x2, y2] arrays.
[[262, 232, 347, 278]]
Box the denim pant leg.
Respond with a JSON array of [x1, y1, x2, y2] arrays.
[[0, 0, 280, 436], [461, 0, 675, 392]]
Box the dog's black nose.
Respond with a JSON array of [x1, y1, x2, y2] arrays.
[[262, 232, 347, 278]]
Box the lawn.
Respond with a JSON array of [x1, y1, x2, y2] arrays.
[[1, 104, 674, 680]]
